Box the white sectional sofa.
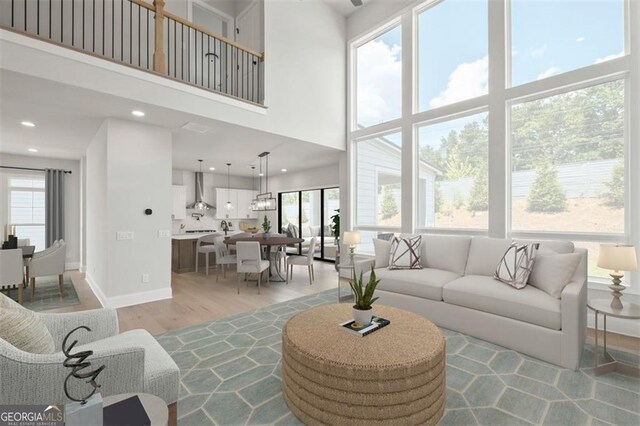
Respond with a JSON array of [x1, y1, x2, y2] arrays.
[[368, 235, 587, 370]]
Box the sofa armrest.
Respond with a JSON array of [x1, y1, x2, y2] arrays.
[[339, 258, 375, 278], [560, 279, 587, 369], [0, 344, 144, 405], [37, 309, 119, 352]]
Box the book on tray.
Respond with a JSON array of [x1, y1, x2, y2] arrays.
[[339, 316, 390, 337]]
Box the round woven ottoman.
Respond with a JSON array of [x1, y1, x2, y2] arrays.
[[282, 304, 445, 425]]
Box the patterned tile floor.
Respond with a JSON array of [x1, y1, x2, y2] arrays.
[[156, 289, 640, 425], [2, 276, 79, 311]]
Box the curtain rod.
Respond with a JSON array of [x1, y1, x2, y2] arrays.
[[0, 166, 72, 174]]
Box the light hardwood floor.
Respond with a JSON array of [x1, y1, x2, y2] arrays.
[[53, 264, 639, 353]]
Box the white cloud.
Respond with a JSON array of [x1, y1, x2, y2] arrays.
[[356, 40, 402, 127], [537, 66, 561, 80], [576, 37, 585, 42], [529, 44, 547, 58], [595, 50, 624, 64], [429, 56, 488, 109]]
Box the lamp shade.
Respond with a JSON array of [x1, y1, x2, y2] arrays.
[[597, 244, 638, 271], [343, 231, 361, 246]]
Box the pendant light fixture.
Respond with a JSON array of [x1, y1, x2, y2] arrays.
[[249, 166, 257, 211], [224, 163, 234, 211], [253, 152, 277, 211]]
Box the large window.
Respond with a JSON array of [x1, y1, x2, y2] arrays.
[[8, 176, 46, 251], [355, 23, 402, 128], [417, 0, 488, 111], [510, 0, 624, 86], [349, 0, 637, 287], [355, 132, 402, 228], [418, 112, 489, 229]]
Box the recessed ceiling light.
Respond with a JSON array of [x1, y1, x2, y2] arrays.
[[281, 169, 287, 172], [28, 148, 38, 153], [258, 172, 264, 177], [21, 121, 36, 127], [131, 110, 145, 117], [209, 167, 215, 171]]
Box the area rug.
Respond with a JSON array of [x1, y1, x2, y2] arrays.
[[155, 289, 640, 425], [0, 276, 79, 312]]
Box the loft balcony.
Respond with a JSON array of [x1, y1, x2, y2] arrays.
[[0, 0, 264, 105]]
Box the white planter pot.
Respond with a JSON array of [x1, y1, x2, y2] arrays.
[[352, 307, 373, 326]]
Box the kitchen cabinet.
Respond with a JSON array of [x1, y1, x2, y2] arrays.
[[214, 188, 257, 219], [172, 185, 186, 220]]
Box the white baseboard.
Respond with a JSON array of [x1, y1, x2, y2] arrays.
[[84, 272, 172, 309], [65, 262, 80, 270], [79, 265, 87, 273], [105, 287, 173, 309], [84, 272, 107, 308]]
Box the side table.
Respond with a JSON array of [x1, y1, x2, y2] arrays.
[[337, 263, 355, 303], [587, 299, 640, 377]]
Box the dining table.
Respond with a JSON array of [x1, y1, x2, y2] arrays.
[[225, 236, 304, 282]]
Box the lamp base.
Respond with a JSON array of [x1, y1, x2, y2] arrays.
[[608, 271, 625, 310]]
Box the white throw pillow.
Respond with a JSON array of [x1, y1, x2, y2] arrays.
[[389, 235, 423, 270], [494, 243, 539, 289], [373, 238, 391, 268], [466, 237, 513, 276], [528, 249, 582, 298], [0, 307, 55, 354]]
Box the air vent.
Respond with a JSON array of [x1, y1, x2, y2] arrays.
[[181, 122, 212, 133]]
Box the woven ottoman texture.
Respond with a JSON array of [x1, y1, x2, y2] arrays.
[[281, 304, 445, 425]]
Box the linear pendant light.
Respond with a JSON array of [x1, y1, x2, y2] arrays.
[[249, 166, 257, 211], [253, 152, 277, 211], [224, 163, 234, 211]]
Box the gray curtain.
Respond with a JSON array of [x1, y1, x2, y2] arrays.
[[45, 169, 65, 247]]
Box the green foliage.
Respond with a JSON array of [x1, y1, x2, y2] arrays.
[[453, 191, 465, 210], [604, 162, 624, 208], [380, 185, 399, 219], [445, 145, 475, 180], [468, 165, 488, 212], [330, 209, 340, 238], [350, 267, 380, 310], [527, 161, 567, 213], [262, 215, 271, 232], [434, 182, 443, 213]]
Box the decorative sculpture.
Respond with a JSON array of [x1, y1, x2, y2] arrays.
[[62, 326, 106, 404]]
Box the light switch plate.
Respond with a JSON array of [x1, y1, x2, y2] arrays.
[[141, 273, 150, 283], [116, 231, 134, 240], [158, 230, 171, 238]]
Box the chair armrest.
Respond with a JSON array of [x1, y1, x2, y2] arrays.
[[37, 309, 119, 352], [560, 279, 588, 369], [0, 344, 144, 405], [27, 247, 66, 276]]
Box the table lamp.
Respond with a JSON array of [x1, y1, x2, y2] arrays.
[[597, 244, 637, 310], [343, 231, 361, 266]]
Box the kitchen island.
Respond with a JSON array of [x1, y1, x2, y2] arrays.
[[171, 231, 240, 273]]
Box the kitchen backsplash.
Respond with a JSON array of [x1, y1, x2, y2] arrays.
[[172, 209, 257, 234]]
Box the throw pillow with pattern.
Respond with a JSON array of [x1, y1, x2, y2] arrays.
[[495, 243, 539, 289], [389, 235, 423, 270]]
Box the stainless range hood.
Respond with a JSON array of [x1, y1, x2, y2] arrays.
[[187, 171, 215, 210]]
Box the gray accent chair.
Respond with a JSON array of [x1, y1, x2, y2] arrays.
[[0, 294, 179, 424]]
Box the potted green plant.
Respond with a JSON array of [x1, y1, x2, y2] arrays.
[[349, 267, 380, 327], [331, 209, 340, 270], [262, 215, 272, 239]]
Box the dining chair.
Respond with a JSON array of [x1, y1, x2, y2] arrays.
[[27, 240, 66, 301], [195, 233, 222, 275], [213, 241, 237, 282], [227, 232, 253, 253], [286, 237, 317, 285], [17, 239, 31, 247], [0, 249, 25, 305], [236, 242, 270, 294]]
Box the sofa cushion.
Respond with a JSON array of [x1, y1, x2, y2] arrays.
[[529, 249, 582, 298], [465, 237, 513, 276], [495, 243, 539, 289], [443, 275, 561, 330], [514, 239, 574, 254], [389, 235, 423, 269], [77, 329, 179, 404], [375, 267, 460, 301], [421, 235, 472, 275], [0, 307, 55, 354]]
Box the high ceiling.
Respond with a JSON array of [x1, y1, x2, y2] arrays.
[[323, 0, 370, 17], [0, 71, 342, 177]]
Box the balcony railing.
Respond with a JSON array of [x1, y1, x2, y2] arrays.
[[1, 0, 264, 105]]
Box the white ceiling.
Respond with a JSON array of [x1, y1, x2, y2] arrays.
[[0, 71, 342, 177], [322, 0, 366, 17]]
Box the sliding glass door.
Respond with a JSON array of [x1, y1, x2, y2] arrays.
[[278, 187, 339, 261]]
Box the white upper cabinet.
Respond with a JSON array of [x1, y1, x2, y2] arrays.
[[214, 188, 257, 219], [172, 186, 186, 220]]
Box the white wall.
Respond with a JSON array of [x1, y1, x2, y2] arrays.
[[347, 0, 415, 41], [0, 153, 81, 269], [86, 118, 173, 308]]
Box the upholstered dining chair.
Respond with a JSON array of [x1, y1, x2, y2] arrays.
[[213, 241, 237, 282], [17, 239, 31, 247], [236, 242, 270, 294], [0, 249, 25, 304], [26, 240, 66, 301], [287, 236, 317, 285], [195, 233, 222, 275], [0, 292, 180, 425], [227, 232, 253, 253]]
